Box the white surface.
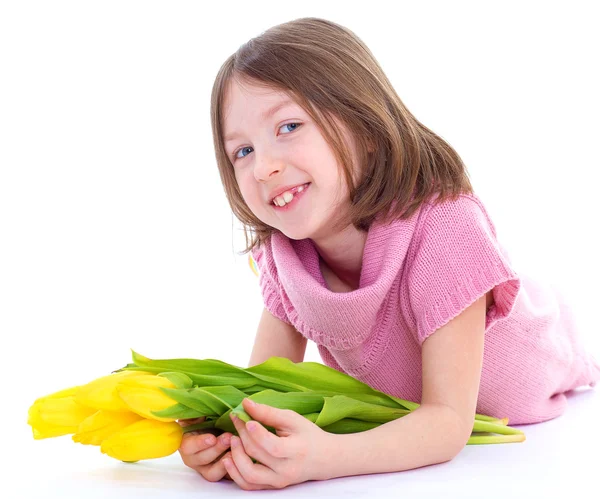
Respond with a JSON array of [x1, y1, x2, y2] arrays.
[[2, 0, 599, 496], [11, 388, 599, 498]]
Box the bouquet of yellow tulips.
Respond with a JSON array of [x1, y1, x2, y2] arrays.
[[27, 350, 525, 463]]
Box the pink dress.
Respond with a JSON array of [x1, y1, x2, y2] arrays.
[[251, 193, 600, 424]]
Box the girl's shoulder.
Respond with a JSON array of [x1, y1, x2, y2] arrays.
[[416, 192, 499, 240]]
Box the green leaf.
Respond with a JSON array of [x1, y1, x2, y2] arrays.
[[229, 390, 325, 422], [322, 418, 381, 434], [131, 349, 152, 365], [160, 385, 246, 416], [157, 372, 194, 389], [151, 403, 199, 419], [181, 420, 216, 434], [315, 395, 409, 427]]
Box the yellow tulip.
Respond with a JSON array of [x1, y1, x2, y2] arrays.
[[115, 374, 179, 422], [28, 386, 97, 439], [100, 419, 183, 461], [72, 410, 144, 446], [75, 370, 152, 412]]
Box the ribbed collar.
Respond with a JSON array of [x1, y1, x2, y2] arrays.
[[269, 209, 421, 345]]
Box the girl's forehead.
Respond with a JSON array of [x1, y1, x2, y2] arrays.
[[222, 80, 305, 139], [225, 79, 297, 109]]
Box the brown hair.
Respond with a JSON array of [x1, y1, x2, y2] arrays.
[[211, 17, 473, 254]]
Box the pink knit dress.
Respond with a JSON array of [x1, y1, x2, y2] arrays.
[[251, 194, 600, 424]]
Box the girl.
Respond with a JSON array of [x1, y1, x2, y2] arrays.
[[178, 17, 600, 490]]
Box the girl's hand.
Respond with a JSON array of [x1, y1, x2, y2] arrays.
[[177, 416, 235, 482], [225, 398, 334, 490]]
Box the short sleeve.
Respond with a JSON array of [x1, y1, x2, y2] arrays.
[[405, 195, 521, 345], [251, 242, 293, 325]]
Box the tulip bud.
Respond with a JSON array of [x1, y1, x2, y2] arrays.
[[72, 410, 144, 446], [100, 419, 183, 461], [28, 386, 97, 439], [75, 370, 152, 412], [115, 373, 180, 421]]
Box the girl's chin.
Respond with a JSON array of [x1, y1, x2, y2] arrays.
[[278, 218, 321, 241], [275, 214, 333, 242], [279, 227, 311, 241]]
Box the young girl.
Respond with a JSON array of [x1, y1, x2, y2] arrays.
[[178, 17, 600, 490]]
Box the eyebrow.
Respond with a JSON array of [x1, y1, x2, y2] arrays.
[[224, 99, 296, 143]]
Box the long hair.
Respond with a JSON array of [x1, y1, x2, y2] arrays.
[[211, 17, 473, 254]]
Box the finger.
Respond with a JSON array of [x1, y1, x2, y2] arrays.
[[180, 432, 217, 454], [241, 398, 296, 435], [231, 413, 277, 468], [182, 447, 231, 483], [244, 417, 287, 459], [199, 452, 234, 483], [229, 435, 280, 489], [225, 441, 277, 490], [179, 432, 233, 468], [222, 452, 256, 490]]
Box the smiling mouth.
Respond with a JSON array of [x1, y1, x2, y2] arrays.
[[271, 183, 311, 207]]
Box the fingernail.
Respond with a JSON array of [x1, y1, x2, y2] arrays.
[[220, 434, 231, 446], [231, 436, 239, 448], [247, 422, 257, 432], [246, 398, 256, 407], [204, 436, 215, 446]]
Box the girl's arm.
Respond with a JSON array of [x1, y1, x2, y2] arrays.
[[319, 292, 488, 480], [248, 308, 307, 367]]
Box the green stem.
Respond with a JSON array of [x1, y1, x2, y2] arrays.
[[473, 420, 523, 436], [468, 434, 526, 445], [474, 414, 506, 423]]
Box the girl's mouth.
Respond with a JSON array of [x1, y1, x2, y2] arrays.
[[272, 183, 311, 211]]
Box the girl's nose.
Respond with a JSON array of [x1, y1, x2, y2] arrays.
[[254, 154, 286, 182]]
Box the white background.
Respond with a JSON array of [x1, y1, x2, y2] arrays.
[[1, 0, 599, 497]]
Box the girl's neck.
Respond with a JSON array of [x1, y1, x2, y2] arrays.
[[311, 224, 368, 291]]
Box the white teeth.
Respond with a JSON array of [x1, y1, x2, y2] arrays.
[[273, 183, 308, 206], [274, 194, 291, 206]]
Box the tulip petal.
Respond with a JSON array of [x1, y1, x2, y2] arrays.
[[37, 396, 97, 426], [75, 370, 152, 412], [100, 419, 183, 461], [72, 410, 144, 446], [115, 375, 179, 421], [27, 393, 96, 440]]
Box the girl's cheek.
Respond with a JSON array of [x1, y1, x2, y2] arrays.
[[239, 187, 262, 211]]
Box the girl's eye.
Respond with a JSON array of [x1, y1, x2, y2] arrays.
[[232, 122, 302, 161], [279, 122, 301, 134], [235, 146, 253, 160]]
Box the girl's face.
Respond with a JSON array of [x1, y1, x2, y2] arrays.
[[222, 79, 360, 241]]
